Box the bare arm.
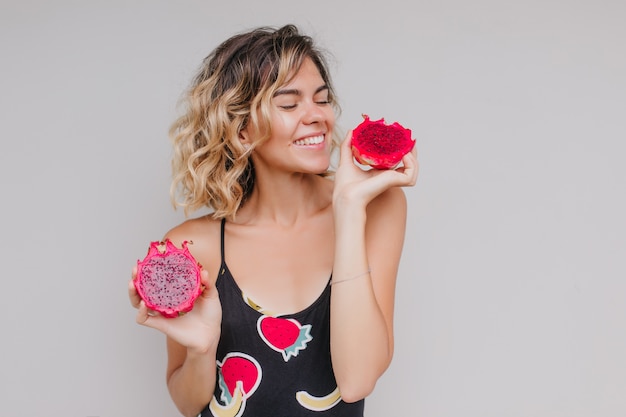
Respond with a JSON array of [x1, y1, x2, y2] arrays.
[[165, 328, 219, 417], [129, 224, 223, 417], [330, 132, 418, 402]]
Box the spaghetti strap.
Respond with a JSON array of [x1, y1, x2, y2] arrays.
[[220, 218, 226, 265]]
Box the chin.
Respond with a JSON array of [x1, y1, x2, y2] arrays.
[[305, 159, 331, 174]]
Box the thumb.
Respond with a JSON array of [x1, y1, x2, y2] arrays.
[[200, 278, 220, 302], [338, 130, 355, 165], [136, 300, 167, 331], [198, 269, 219, 300]]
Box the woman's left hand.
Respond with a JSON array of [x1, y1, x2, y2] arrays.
[[332, 130, 418, 208]]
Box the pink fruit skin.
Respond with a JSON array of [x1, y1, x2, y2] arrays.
[[351, 114, 415, 169], [134, 239, 202, 318]]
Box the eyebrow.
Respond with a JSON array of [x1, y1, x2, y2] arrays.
[[273, 85, 329, 97]]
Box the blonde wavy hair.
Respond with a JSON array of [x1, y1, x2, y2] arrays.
[[169, 24, 341, 219]]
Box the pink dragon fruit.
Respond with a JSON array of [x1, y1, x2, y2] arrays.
[[134, 239, 203, 318], [351, 114, 415, 169]]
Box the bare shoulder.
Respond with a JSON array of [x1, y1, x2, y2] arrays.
[[163, 214, 223, 278], [164, 214, 221, 243], [367, 187, 407, 221]]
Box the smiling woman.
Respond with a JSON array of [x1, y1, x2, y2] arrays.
[[243, 58, 336, 176], [127, 24, 418, 417]]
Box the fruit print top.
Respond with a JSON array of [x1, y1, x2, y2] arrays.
[[199, 219, 364, 417]]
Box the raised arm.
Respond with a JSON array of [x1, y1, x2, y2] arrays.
[[330, 131, 418, 402]]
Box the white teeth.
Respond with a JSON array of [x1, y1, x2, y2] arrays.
[[294, 135, 324, 146]]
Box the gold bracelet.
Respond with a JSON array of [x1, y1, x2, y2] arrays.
[[330, 268, 371, 285]]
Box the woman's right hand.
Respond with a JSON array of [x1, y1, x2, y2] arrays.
[[128, 267, 222, 354]]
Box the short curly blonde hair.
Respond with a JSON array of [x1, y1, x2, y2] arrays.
[[169, 24, 341, 218]]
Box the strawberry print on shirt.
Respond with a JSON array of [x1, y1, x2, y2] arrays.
[[257, 316, 313, 362], [209, 352, 262, 417]]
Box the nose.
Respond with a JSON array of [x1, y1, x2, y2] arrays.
[[302, 101, 327, 125]]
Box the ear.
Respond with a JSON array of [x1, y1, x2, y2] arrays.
[[239, 127, 251, 145]]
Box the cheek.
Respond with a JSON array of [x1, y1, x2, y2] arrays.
[[324, 105, 337, 123], [324, 112, 336, 133], [270, 113, 298, 138], [327, 110, 336, 127], [272, 112, 290, 129]]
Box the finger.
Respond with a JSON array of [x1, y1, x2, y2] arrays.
[[199, 270, 216, 300], [406, 145, 419, 171], [371, 151, 417, 188], [200, 269, 212, 287], [135, 300, 151, 325], [398, 149, 419, 185], [338, 130, 354, 165], [203, 278, 220, 301], [128, 276, 142, 308], [136, 300, 167, 331]]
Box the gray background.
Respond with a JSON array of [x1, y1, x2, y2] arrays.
[[1, 1, 625, 416]]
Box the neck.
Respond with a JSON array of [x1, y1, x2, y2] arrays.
[[234, 172, 332, 227]]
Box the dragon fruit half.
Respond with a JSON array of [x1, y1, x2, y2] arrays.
[[351, 114, 415, 169], [134, 239, 203, 318]]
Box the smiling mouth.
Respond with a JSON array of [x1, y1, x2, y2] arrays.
[[293, 135, 325, 146]]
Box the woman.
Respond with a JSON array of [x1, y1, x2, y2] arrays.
[[129, 24, 418, 417]]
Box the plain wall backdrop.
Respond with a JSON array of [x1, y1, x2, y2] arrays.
[[1, 1, 625, 416]]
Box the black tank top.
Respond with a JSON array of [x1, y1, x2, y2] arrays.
[[200, 219, 364, 417]]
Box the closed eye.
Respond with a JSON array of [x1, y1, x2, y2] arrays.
[[273, 85, 330, 110]]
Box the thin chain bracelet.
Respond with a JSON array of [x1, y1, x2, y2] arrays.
[[330, 268, 371, 285]]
